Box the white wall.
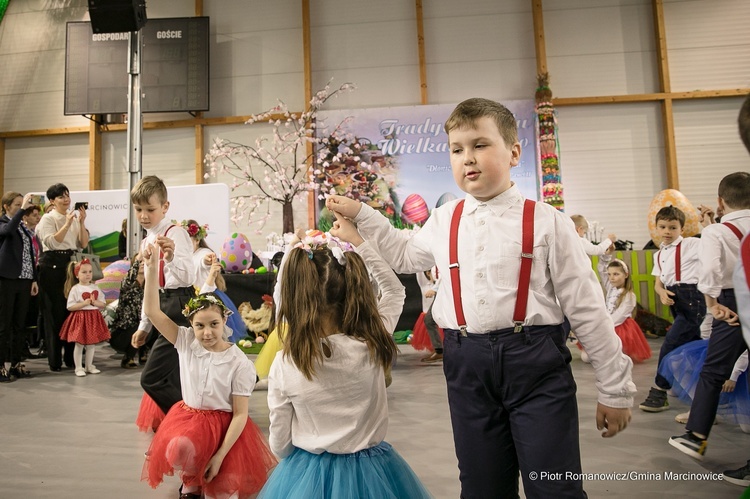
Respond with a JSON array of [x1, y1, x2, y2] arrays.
[[2, 0, 749, 250]]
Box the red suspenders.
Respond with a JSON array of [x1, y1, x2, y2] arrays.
[[723, 221, 743, 241], [656, 241, 682, 282], [448, 199, 536, 335], [742, 235, 750, 289]]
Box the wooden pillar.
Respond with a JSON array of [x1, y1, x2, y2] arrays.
[[303, 0, 316, 229], [0, 138, 5, 195], [416, 0, 428, 104], [653, 0, 679, 189], [531, 0, 547, 75], [89, 116, 102, 190]]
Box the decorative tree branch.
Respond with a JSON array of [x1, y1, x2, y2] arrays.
[[204, 81, 356, 234]]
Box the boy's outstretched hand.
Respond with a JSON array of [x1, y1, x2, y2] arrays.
[[596, 404, 631, 438], [326, 195, 362, 219], [330, 211, 364, 247]]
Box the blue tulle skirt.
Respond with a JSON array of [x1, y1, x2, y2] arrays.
[[658, 339, 750, 425], [257, 442, 433, 499], [214, 289, 247, 343]]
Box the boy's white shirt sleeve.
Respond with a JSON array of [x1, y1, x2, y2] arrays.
[[550, 212, 636, 408], [267, 353, 294, 459], [731, 351, 748, 383], [581, 237, 612, 256], [354, 203, 436, 273], [698, 227, 723, 298], [355, 241, 406, 334]]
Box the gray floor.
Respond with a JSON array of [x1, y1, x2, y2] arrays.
[[1, 338, 748, 498]]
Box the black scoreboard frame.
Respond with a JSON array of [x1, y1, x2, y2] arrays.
[[64, 17, 210, 115]]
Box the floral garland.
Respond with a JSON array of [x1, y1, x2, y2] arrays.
[[293, 229, 353, 265], [175, 220, 208, 240], [535, 73, 564, 211], [182, 293, 232, 319]]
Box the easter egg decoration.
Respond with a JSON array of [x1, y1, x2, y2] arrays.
[[647, 189, 701, 246], [219, 233, 253, 273], [435, 191, 458, 208], [401, 193, 429, 224]]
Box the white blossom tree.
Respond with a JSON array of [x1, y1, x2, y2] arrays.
[[204, 81, 355, 234]]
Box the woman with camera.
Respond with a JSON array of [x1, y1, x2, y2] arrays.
[[36, 184, 88, 372], [0, 191, 39, 382]]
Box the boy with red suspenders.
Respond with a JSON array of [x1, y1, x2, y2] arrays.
[[639, 206, 705, 412], [669, 172, 750, 460], [130, 176, 196, 415], [327, 98, 635, 499]]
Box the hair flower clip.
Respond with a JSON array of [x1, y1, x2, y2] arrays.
[[174, 220, 209, 239]]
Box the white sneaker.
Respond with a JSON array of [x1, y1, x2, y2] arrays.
[[675, 411, 689, 424], [75, 369, 86, 377], [86, 366, 101, 374], [580, 351, 591, 363]]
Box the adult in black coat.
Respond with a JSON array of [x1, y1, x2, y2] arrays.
[[0, 191, 39, 382]]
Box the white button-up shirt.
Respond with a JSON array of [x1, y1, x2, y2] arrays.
[[580, 236, 612, 257], [137, 218, 195, 333], [175, 326, 256, 412], [651, 236, 701, 287], [699, 210, 750, 298], [355, 184, 635, 408]]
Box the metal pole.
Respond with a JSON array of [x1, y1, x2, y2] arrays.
[[126, 29, 143, 259]]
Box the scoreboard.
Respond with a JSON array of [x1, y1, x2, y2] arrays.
[[65, 17, 209, 115]]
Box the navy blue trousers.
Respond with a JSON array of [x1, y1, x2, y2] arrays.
[[655, 284, 706, 390], [687, 290, 748, 437], [139, 287, 193, 414], [443, 325, 586, 499]]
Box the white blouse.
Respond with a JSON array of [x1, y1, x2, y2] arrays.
[[66, 283, 104, 311], [267, 241, 405, 459], [598, 255, 635, 327], [37, 210, 83, 252], [174, 326, 256, 412]]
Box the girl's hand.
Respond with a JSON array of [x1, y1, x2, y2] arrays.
[[330, 211, 364, 246], [203, 252, 215, 266], [142, 243, 159, 269], [204, 454, 224, 483], [209, 260, 222, 278], [21, 194, 33, 210], [326, 195, 362, 219]]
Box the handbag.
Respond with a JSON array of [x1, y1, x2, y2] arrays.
[[71, 249, 104, 281]]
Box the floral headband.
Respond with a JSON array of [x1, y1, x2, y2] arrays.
[[175, 220, 208, 239], [293, 229, 352, 266], [74, 258, 91, 277], [182, 293, 233, 319]]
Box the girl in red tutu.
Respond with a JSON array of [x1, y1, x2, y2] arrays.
[[60, 258, 111, 377], [597, 251, 652, 363], [139, 243, 276, 499]]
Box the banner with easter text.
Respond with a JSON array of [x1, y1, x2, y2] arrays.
[[33, 183, 230, 262], [315, 100, 537, 224]]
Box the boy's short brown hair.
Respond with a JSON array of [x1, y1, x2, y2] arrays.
[[718, 171, 750, 210], [739, 93, 750, 153], [444, 98, 519, 148], [570, 214, 588, 230], [655, 206, 686, 228], [131, 175, 168, 205]]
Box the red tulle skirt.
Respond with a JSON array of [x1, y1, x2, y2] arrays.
[[59, 309, 111, 345], [143, 402, 277, 498], [410, 313, 444, 352], [136, 392, 166, 433], [614, 317, 652, 363]]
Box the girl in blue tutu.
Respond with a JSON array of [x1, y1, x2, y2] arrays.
[[258, 218, 432, 499], [659, 340, 750, 429]]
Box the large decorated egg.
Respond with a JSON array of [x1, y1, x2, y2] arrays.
[[647, 189, 701, 246], [220, 233, 253, 273], [436, 191, 458, 208], [401, 194, 429, 224], [96, 259, 131, 302]]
